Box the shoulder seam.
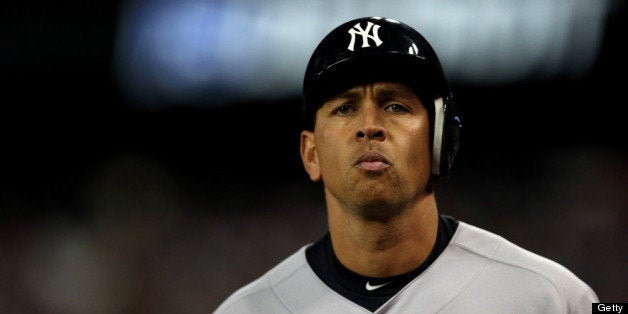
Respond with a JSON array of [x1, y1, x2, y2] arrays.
[[453, 241, 566, 313], [216, 247, 310, 313], [435, 241, 499, 312], [268, 263, 313, 313]]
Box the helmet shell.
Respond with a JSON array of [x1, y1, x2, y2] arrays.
[[303, 17, 449, 118]]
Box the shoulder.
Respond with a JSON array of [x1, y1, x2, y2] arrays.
[[213, 246, 310, 314], [451, 222, 598, 311]]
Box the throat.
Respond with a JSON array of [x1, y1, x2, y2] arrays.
[[330, 217, 437, 277], [326, 189, 440, 277]]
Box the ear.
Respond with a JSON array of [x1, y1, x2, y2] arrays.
[[300, 130, 321, 182]]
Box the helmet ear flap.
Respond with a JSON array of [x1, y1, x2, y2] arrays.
[[431, 92, 462, 179]]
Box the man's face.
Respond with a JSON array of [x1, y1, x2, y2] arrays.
[[300, 81, 432, 221]]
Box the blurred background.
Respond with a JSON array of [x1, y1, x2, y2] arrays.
[[2, 0, 626, 313]]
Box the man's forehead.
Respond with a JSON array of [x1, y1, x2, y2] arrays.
[[329, 81, 419, 101]]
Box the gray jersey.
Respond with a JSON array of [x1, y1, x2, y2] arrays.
[[214, 222, 598, 313]]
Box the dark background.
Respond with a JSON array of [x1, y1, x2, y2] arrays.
[[2, 2, 626, 313]]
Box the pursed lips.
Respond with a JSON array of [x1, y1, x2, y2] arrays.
[[355, 152, 391, 171]]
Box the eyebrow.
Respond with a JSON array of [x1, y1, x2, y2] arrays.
[[339, 84, 414, 98], [373, 84, 418, 101], [333, 88, 362, 101], [325, 83, 421, 108]]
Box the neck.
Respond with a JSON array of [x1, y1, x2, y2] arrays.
[[326, 189, 439, 278]]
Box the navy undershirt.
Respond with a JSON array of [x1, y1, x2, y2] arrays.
[[305, 214, 458, 312]]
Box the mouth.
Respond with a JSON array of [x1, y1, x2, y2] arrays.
[[354, 152, 391, 171]]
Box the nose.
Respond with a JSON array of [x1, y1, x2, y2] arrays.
[[356, 105, 387, 141]]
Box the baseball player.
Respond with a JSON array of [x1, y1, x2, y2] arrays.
[[214, 17, 598, 313]]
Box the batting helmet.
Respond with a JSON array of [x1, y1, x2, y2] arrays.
[[302, 16, 462, 178]]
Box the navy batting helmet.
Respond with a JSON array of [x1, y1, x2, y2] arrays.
[[302, 16, 462, 178]]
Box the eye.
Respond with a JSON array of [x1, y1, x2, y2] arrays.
[[385, 103, 409, 113], [333, 104, 354, 115]]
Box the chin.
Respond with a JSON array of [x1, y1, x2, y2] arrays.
[[349, 197, 409, 223]]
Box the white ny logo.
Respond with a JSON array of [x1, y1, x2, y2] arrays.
[[347, 21, 383, 51]]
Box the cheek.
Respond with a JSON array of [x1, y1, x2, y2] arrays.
[[314, 123, 354, 177], [315, 129, 342, 166], [402, 121, 432, 170]]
